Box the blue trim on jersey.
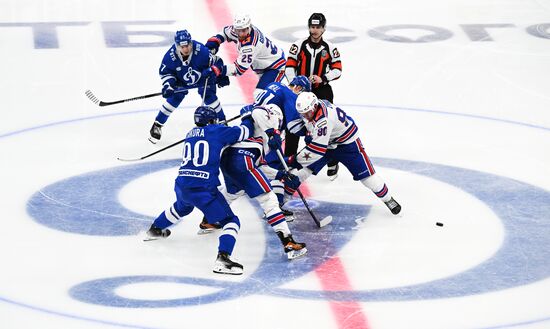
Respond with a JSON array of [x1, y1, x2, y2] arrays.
[[334, 123, 358, 144]]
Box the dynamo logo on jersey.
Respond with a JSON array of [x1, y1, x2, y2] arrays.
[[182, 67, 202, 85], [25, 156, 550, 308]]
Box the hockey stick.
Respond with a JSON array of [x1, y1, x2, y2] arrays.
[[116, 113, 242, 162], [85, 87, 191, 107], [117, 78, 240, 162], [118, 138, 186, 162], [275, 149, 333, 228]]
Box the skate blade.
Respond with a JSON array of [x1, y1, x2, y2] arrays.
[[287, 247, 308, 260], [197, 228, 218, 235], [328, 174, 338, 181], [148, 137, 158, 144], [142, 232, 161, 242], [141, 231, 169, 242], [285, 214, 296, 222], [213, 266, 243, 275]]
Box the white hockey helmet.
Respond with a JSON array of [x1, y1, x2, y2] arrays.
[[233, 13, 251, 30], [296, 92, 318, 114], [264, 103, 283, 129]]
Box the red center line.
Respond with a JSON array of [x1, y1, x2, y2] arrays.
[[315, 257, 371, 329], [203, 5, 368, 328]]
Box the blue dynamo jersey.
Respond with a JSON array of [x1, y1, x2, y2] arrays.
[[253, 82, 304, 134], [176, 123, 251, 188], [159, 40, 213, 87]]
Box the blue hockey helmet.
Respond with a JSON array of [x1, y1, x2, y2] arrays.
[[289, 75, 312, 92], [194, 106, 217, 126], [174, 30, 192, 46]]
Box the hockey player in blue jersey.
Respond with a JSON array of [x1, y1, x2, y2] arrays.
[[253, 75, 312, 140], [282, 92, 402, 215], [205, 14, 286, 97], [145, 106, 254, 275], [250, 76, 312, 209], [213, 104, 307, 260], [149, 29, 231, 144]]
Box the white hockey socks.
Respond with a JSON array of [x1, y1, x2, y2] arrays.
[[361, 173, 392, 203]]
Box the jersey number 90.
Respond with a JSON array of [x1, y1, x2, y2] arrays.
[[181, 140, 209, 167]]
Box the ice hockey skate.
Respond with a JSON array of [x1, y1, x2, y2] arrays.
[[148, 121, 163, 144], [280, 206, 295, 222], [213, 252, 243, 275], [384, 197, 402, 215], [263, 206, 295, 222], [327, 162, 339, 181], [277, 232, 308, 260], [143, 224, 171, 241], [197, 217, 221, 235]]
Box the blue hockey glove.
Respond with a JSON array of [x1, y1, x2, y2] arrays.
[[265, 128, 282, 151], [216, 76, 230, 88], [240, 105, 254, 120], [202, 65, 226, 79], [161, 83, 175, 98], [304, 134, 313, 145], [275, 170, 290, 181], [282, 172, 301, 190], [205, 39, 221, 54]]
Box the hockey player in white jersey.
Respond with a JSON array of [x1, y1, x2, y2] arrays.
[[205, 14, 286, 97], [209, 104, 307, 260], [282, 92, 402, 215]]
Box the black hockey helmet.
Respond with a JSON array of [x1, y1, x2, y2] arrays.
[[308, 13, 326, 27]]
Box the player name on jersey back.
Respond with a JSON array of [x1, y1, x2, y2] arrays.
[[186, 128, 205, 138]]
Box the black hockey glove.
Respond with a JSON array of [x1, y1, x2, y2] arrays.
[[216, 76, 230, 88]]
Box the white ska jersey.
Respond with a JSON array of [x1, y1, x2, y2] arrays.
[[219, 25, 286, 76], [231, 105, 284, 159], [296, 100, 359, 168]]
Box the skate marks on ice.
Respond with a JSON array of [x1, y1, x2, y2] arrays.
[[25, 157, 550, 305]]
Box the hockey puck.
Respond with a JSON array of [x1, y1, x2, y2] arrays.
[[436, 222, 444, 227]]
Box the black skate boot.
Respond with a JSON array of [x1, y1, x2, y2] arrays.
[[197, 217, 222, 235], [213, 252, 243, 275], [280, 205, 295, 222], [144, 224, 171, 241], [327, 161, 339, 181], [148, 121, 163, 144], [384, 197, 402, 215], [276, 231, 308, 260]]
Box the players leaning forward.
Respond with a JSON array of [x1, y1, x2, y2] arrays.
[[149, 29, 230, 143], [205, 14, 286, 97], [146, 106, 254, 275], [284, 92, 402, 215], [215, 104, 307, 259]]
